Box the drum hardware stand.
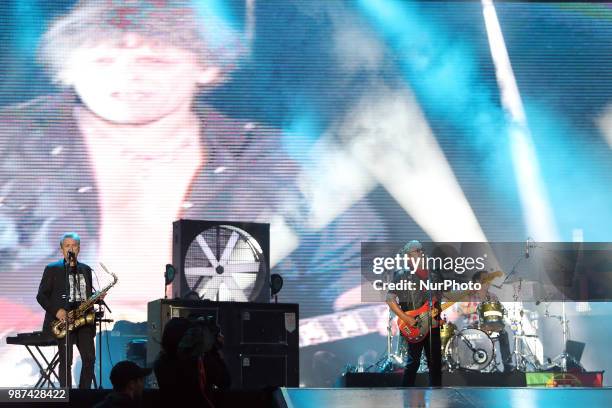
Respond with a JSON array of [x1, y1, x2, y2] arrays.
[[544, 302, 582, 371], [497, 240, 530, 290], [417, 352, 429, 373], [486, 332, 504, 373], [509, 309, 541, 371], [376, 270, 409, 373], [512, 333, 541, 371], [375, 312, 397, 372], [375, 309, 405, 372], [487, 353, 501, 373], [501, 242, 543, 372]]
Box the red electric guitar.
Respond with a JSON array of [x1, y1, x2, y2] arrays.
[[397, 271, 503, 343]]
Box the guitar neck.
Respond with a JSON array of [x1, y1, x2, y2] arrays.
[[438, 290, 481, 313], [440, 301, 458, 313], [438, 271, 503, 314], [419, 300, 458, 317]]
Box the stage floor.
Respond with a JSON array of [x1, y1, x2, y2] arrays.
[[276, 387, 612, 408]]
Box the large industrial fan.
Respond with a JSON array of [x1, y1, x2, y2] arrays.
[[172, 220, 270, 303]]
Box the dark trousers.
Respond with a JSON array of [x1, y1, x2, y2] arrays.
[[498, 329, 512, 369], [58, 325, 95, 388], [403, 328, 441, 387]]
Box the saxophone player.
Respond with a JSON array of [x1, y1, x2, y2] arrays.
[[36, 232, 96, 389]]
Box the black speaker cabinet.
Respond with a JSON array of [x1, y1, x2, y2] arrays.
[[147, 299, 299, 389], [147, 299, 220, 369], [171, 219, 270, 303]]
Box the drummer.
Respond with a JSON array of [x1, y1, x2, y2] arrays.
[[453, 271, 514, 373]]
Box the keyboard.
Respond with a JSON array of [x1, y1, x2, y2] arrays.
[[6, 331, 57, 347]]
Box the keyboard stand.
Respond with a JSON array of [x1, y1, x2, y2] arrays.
[[6, 332, 60, 388], [26, 343, 60, 388]]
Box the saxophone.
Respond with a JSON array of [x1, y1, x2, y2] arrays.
[[51, 263, 118, 339]]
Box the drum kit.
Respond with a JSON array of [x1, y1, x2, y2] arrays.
[[374, 242, 589, 375], [380, 300, 545, 373]]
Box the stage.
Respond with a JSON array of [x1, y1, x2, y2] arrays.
[[274, 387, 612, 408], [341, 371, 605, 388], [0, 386, 610, 408]]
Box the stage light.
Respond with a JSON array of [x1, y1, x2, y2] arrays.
[[353, 0, 487, 242], [164, 264, 176, 299], [270, 273, 284, 303], [270, 274, 283, 295], [482, 0, 558, 241], [165, 264, 176, 286]]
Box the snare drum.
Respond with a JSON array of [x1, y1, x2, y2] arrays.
[[477, 301, 505, 332]]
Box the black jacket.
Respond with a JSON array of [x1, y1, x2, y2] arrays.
[[36, 259, 93, 333]]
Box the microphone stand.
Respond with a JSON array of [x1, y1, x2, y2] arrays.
[[495, 239, 533, 292], [63, 254, 75, 390], [499, 254, 524, 288], [379, 269, 399, 372], [427, 266, 434, 387], [96, 299, 113, 389]]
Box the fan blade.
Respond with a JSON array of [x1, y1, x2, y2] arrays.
[[223, 262, 260, 274], [184, 267, 216, 277], [196, 235, 219, 267], [219, 231, 240, 266], [200, 275, 224, 299], [222, 277, 249, 301], [228, 272, 257, 290]]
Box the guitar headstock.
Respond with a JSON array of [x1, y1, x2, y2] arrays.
[[481, 270, 503, 284]]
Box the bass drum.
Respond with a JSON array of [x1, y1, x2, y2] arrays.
[[445, 328, 494, 371]]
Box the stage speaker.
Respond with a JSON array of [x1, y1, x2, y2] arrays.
[[239, 354, 288, 389], [146, 299, 220, 368], [566, 340, 586, 368], [226, 304, 299, 389], [147, 299, 299, 389], [171, 219, 270, 303]]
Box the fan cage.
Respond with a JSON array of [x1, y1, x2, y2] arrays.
[[184, 224, 267, 302]]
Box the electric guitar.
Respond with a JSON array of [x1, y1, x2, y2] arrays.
[[397, 271, 503, 343]]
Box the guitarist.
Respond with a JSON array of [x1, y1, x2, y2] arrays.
[[385, 240, 443, 387]]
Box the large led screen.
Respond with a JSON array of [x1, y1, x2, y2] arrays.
[[0, 0, 611, 387]]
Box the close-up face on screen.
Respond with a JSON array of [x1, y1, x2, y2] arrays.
[[0, 0, 612, 393]]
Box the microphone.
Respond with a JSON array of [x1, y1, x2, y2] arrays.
[[536, 293, 550, 306], [525, 240, 530, 258], [68, 251, 76, 259]]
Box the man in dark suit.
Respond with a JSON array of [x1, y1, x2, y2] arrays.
[[36, 232, 95, 388]]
